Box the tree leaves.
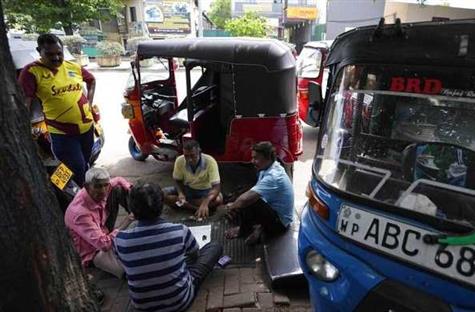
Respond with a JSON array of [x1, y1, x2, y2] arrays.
[[208, 0, 231, 30], [3, 0, 123, 34], [224, 12, 268, 38]]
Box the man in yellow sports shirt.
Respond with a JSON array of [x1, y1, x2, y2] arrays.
[[163, 140, 223, 219], [19, 34, 97, 186]]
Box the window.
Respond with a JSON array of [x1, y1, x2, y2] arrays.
[[130, 7, 137, 22]]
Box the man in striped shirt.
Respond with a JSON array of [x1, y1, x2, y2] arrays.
[[114, 182, 222, 312]]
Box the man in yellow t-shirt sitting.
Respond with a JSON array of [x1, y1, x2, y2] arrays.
[[19, 34, 97, 186], [164, 140, 223, 219]]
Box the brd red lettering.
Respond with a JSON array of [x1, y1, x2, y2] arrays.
[[423, 79, 442, 94], [390, 77, 405, 92], [405, 78, 421, 93]]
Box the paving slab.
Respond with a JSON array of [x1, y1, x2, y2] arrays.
[[273, 291, 290, 305], [257, 292, 274, 309], [223, 292, 257, 309], [224, 268, 240, 295], [239, 268, 255, 284], [240, 282, 270, 293], [206, 286, 224, 312]]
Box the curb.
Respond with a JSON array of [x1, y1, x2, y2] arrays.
[[85, 66, 131, 73]]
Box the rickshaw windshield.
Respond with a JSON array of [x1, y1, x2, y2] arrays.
[[314, 64, 475, 229], [125, 57, 170, 89]]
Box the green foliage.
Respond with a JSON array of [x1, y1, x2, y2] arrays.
[[3, 0, 123, 34], [208, 0, 231, 30], [62, 35, 87, 54], [96, 41, 125, 57], [224, 12, 268, 38]]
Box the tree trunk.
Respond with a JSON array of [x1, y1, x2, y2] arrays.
[[63, 24, 74, 36], [0, 1, 99, 311]]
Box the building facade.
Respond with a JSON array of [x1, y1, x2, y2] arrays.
[[325, 0, 475, 41], [124, 0, 199, 39], [283, 0, 319, 51]]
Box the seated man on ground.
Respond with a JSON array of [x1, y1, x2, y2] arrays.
[[64, 167, 134, 278], [115, 181, 223, 312], [164, 140, 223, 219], [225, 141, 294, 245]]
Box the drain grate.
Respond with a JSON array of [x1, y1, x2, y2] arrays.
[[184, 219, 257, 267]]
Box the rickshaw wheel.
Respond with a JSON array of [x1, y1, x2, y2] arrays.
[[128, 136, 149, 161]]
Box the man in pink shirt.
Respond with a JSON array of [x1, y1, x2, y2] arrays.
[[65, 167, 134, 278]]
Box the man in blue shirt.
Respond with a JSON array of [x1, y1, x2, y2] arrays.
[[114, 182, 222, 312], [225, 141, 294, 245]]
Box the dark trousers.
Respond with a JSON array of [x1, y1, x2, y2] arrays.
[[105, 186, 130, 232], [50, 126, 94, 186], [237, 198, 288, 238], [188, 242, 223, 288]]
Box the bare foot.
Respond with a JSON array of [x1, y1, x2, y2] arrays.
[[245, 225, 263, 246], [225, 226, 241, 239]]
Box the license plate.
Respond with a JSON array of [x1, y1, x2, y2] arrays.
[[50, 163, 73, 190], [337, 205, 475, 287]]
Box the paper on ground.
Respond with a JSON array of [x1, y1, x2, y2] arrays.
[[188, 225, 212, 248]]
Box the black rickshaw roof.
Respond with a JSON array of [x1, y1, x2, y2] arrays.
[[326, 19, 475, 68], [137, 37, 295, 72]]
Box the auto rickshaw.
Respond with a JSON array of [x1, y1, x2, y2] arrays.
[[296, 40, 332, 126], [122, 38, 303, 174], [299, 19, 475, 311]]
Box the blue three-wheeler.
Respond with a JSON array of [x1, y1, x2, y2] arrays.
[[298, 19, 475, 311]]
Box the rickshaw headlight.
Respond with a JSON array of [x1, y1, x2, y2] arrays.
[[305, 250, 339, 281], [121, 103, 135, 119]]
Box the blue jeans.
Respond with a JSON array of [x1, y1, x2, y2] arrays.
[[50, 127, 94, 186]]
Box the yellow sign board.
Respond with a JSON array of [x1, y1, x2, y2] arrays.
[[286, 7, 318, 20]]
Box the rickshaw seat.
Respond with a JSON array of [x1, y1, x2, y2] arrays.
[[169, 109, 189, 129]]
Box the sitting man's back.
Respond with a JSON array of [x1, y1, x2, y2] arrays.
[[115, 182, 222, 312]]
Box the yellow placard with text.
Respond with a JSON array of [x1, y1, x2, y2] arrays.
[[287, 7, 318, 20]]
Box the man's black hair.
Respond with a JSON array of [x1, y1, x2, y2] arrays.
[[37, 33, 63, 48], [183, 139, 201, 151], [129, 181, 163, 221], [252, 141, 276, 162]]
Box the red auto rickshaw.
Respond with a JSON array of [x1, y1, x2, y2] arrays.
[[122, 38, 302, 175], [296, 40, 332, 126]]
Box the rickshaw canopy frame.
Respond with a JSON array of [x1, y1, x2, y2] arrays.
[[136, 37, 296, 73]]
